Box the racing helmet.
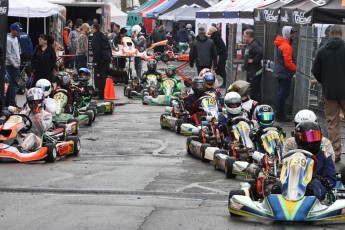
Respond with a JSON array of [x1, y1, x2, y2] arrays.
[[26, 87, 44, 114], [198, 68, 211, 78], [147, 59, 157, 72], [294, 109, 317, 127], [191, 77, 206, 95], [186, 24, 192, 30], [295, 121, 322, 155], [57, 72, 71, 89], [78, 68, 91, 86], [227, 80, 251, 98], [224, 92, 242, 115], [35, 79, 52, 98], [253, 105, 275, 128], [131, 25, 141, 34], [203, 72, 216, 89], [165, 65, 176, 78]]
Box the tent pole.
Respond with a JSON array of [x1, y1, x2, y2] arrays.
[[27, 17, 29, 33], [44, 18, 46, 34]]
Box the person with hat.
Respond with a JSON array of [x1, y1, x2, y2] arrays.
[[5, 23, 21, 107], [76, 23, 90, 70], [189, 27, 217, 75]]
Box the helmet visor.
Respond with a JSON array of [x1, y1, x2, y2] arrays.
[[257, 113, 274, 122], [298, 130, 321, 143], [226, 102, 241, 108], [166, 69, 174, 77]]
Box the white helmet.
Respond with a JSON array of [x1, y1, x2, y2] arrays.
[[131, 25, 141, 34], [36, 79, 52, 97], [224, 92, 242, 115], [294, 109, 317, 126], [186, 24, 192, 30]]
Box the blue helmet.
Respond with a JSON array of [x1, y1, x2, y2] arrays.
[[78, 68, 91, 81], [254, 104, 275, 127]]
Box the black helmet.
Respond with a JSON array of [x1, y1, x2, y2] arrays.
[[147, 59, 157, 72], [165, 65, 176, 78], [295, 121, 322, 155], [57, 72, 71, 89], [191, 77, 206, 95]]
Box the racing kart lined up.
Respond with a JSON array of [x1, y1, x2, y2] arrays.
[[142, 78, 180, 106]]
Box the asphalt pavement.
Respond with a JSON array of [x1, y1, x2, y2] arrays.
[[1, 62, 345, 229]]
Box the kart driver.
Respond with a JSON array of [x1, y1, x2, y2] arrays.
[[200, 71, 223, 106], [228, 80, 258, 119], [142, 59, 162, 88], [161, 65, 181, 93], [19, 88, 53, 151], [35, 79, 57, 115], [218, 92, 248, 144], [75, 68, 95, 106], [283, 109, 335, 162], [294, 121, 336, 201]]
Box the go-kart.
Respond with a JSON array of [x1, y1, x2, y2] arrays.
[[228, 149, 345, 221], [213, 117, 254, 178], [52, 89, 93, 126], [142, 78, 180, 106], [0, 113, 80, 163], [124, 75, 159, 99], [160, 99, 190, 132], [185, 96, 222, 162]]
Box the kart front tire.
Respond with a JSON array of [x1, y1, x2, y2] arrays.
[[186, 136, 199, 155], [85, 111, 93, 126], [175, 119, 183, 134], [225, 157, 237, 179], [104, 102, 114, 115], [228, 189, 245, 217], [87, 106, 97, 121], [160, 113, 170, 129], [66, 136, 81, 156], [45, 144, 57, 163], [201, 144, 211, 163]]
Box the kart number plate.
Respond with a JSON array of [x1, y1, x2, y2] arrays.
[[54, 92, 67, 101], [163, 79, 175, 88], [147, 74, 157, 80], [289, 158, 307, 168]]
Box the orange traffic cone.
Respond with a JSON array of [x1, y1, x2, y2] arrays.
[[104, 77, 117, 100]]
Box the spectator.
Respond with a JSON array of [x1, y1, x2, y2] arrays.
[[108, 23, 120, 45], [76, 23, 90, 70], [186, 24, 195, 47], [242, 29, 263, 102], [189, 27, 217, 75], [5, 23, 21, 107], [153, 25, 166, 54], [91, 24, 112, 100], [273, 26, 296, 122], [63, 20, 73, 68], [68, 23, 81, 69], [177, 25, 189, 53], [208, 26, 227, 88], [131, 25, 144, 79], [75, 18, 84, 27], [113, 28, 128, 72], [312, 25, 345, 163], [139, 23, 146, 36], [31, 34, 57, 83], [16, 22, 33, 77], [93, 18, 99, 26]]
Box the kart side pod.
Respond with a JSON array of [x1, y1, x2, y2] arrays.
[[213, 150, 250, 179]]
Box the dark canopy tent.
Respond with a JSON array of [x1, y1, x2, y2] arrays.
[[253, 0, 292, 24], [308, 0, 345, 24]]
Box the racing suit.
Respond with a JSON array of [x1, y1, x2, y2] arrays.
[[250, 126, 285, 153], [20, 108, 53, 151], [242, 97, 258, 120], [307, 150, 336, 201], [283, 136, 335, 163], [217, 111, 248, 144]]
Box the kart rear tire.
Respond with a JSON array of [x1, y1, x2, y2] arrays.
[[201, 144, 211, 163], [66, 136, 81, 156], [340, 166, 345, 185], [160, 113, 170, 129], [225, 157, 237, 179], [87, 106, 97, 121], [186, 136, 199, 155], [45, 144, 57, 163], [175, 119, 183, 134], [123, 85, 127, 96], [104, 102, 114, 115], [85, 111, 93, 126], [228, 189, 245, 217], [214, 149, 227, 170], [128, 89, 132, 99]]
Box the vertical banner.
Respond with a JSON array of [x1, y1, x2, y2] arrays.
[[0, 0, 9, 113]]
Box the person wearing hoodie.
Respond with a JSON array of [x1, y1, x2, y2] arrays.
[[273, 26, 296, 122], [189, 27, 217, 75], [177, 25, 189, 53], [208, 26, 227, 88], [153, 25, 166, 54], [312, 25, 345, 163], [91, 24, 112, 100], [243, 29, 263, 102]]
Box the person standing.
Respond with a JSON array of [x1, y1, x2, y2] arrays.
[[16, 22, 33, 77], [91, 24, 112, 100], [153, 25, 166, 54], [208, 26, 227, 88], [113, 28, 128, 72], [243, 29, 263, 102], [63, 20, 73, 68], [273, 26, 296, 122], [5, 24, 21, 107], [177, 25, 189, 53], [312, 25, 345, 162], [189, 27, 217, 75], [31, 35, 57, 83], [108, 23, 120, 45], [68, 23, 81, 69], [76, 23, 90, 70], [186, 24, 195, 48]]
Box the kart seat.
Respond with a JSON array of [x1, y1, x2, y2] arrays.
[[47, 128, 65, 136]]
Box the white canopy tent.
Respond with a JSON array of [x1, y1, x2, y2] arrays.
[[96, 3, 127, 28]]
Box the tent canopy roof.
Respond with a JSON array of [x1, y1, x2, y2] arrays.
[[308, 0, 345, 24], [144, 0, 179, 18], [9, 0, 63, 18]]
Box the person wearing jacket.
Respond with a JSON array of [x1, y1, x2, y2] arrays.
[[76, 23, 90, 71], [189, 27, 217, 75], [16, 22, 33, 77], [5, 23, 21, 107], [312, 25, 345, 163], [153, 25, 166, 54], [91, 24, 112, 100], [208, 26, 227, 88], [31, 34, 57, 83], [243, 29, 263, 102], [63, 20, 73, 68], [273, 26, 296, 122], [177, 25, 189, 53], [68, 23, 81, 69]]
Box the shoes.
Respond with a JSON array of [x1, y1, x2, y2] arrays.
[[335, 157, 341, 163], [276, 114, 293, 122]]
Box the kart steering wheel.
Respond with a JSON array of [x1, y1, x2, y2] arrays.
[[232, 117, 254, 127], [283, 149, 318, 171], [13, 114, 32, 132]]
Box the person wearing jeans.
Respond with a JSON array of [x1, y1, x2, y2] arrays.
[[312, 25, 345, 162], [5, 23, 21, 107], [273, 26, 296, 122]]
